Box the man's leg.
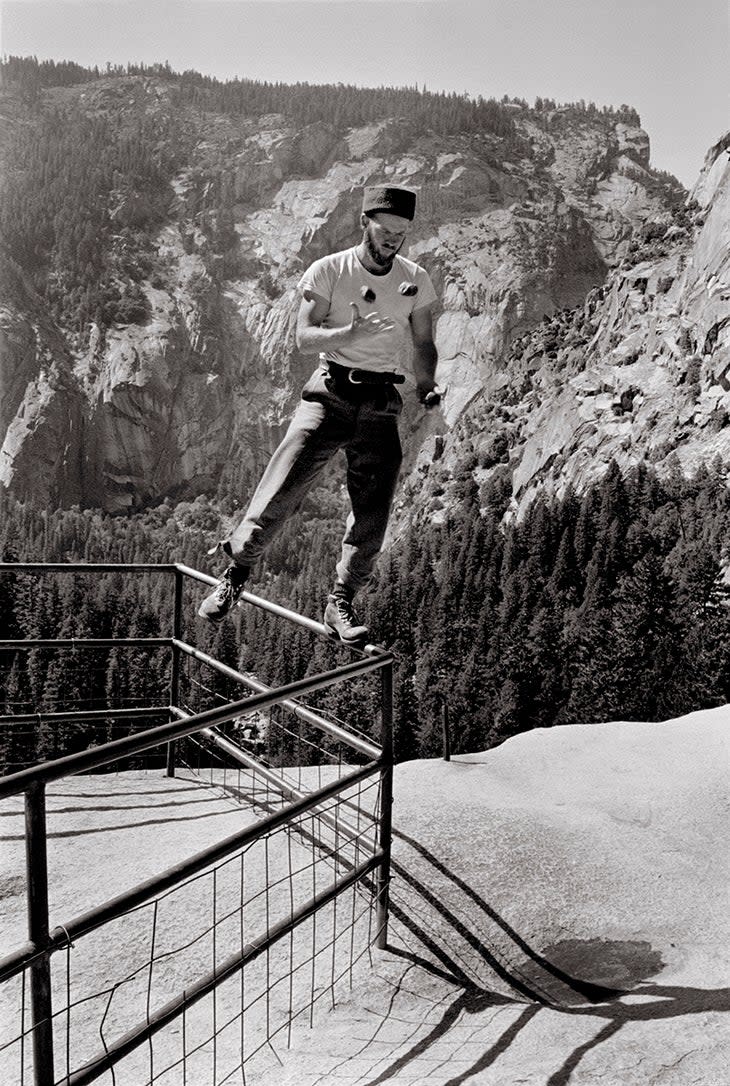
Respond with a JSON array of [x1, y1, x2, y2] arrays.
[[200, 372, 354, 622], [338, 390, 403, 590], [324, 387, 403, 643]]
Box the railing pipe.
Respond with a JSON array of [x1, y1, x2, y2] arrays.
[[0, 706, 170, 726], [176, 563, 327, 635], [0, 638, 170, 650], [176, 563, 385, 655], [0, 649, 392, 800], [24, 782, 54, 1086], [166, 569, 184, 777], [0, 939, 35, 984], [0, 563, 178, 573], [375, 659, 395, 950], [173, 640, 381, 760]]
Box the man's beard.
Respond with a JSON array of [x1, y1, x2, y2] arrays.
[[363, 225, 402, 268]]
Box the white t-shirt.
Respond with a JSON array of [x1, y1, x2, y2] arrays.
[[298, 247, 437, 376]]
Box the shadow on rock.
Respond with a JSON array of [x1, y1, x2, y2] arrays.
[[380, 833, 730, 1086], [390, 829, 626, 1004]]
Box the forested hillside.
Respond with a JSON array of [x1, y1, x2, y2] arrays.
[[1, 456, 727, 771], [0, 55, 648, 339], [0, 58, 727, 775]]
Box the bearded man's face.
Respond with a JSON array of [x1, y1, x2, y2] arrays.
[[361, 212, 410, 267]]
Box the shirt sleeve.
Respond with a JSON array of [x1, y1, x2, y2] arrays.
[[412, 267, 438, 311], [298, 257, 335, 301]]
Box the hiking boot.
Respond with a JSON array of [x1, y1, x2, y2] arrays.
[[198, 564, 250, 623], [323, 592, 369, 645]]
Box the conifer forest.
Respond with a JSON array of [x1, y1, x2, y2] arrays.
[[1, 458, 728, 772], [0, 57, 727, 774]]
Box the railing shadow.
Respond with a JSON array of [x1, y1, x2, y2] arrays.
[[363, 994, 541, 1086], [0, 807, 243, 841], [390, 829, 623, 1004], [365, 828, 730, 1085], [544, 978, 730, 1086]]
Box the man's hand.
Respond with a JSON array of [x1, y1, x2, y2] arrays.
[[348, 302, 395, 341], [410, 304, 439, 408], [417, 385, 443, 409]]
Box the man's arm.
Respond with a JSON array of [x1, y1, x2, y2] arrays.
[[410, 304, 439, 402], [296, 289, 394, 355]]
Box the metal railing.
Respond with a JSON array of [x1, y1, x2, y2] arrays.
[[0, 562, 394, 1086]]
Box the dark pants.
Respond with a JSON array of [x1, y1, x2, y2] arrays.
[[225, 365, 404, 592]]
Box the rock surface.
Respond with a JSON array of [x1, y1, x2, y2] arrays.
[[405, 135, 730, 524], [3, 78, 720, 515], [2, 706, 725, 1084], [266, 704, 730, 1084]]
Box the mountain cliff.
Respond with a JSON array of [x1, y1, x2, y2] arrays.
[[405, 133, 729, 524], [3, 64, 716, 517]]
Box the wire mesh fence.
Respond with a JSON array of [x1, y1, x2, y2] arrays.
[[0, 645, 171, 773], [0, 562, 393, 1086], [175, 645, 381, 807], [1, 777, 383, 1085]]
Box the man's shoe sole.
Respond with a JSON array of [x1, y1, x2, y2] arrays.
[[198, 597, 240, 623], [198, 606, 227, 623], [323, 621, 368, 645]]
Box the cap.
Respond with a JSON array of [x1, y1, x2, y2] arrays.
[[361, 185, 417, 221]]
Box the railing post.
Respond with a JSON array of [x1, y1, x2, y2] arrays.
[[25, 782, 54, 1086], [442, 702, 451, 761], [375, 659, 394, 950], [167, 569, 184, 777]]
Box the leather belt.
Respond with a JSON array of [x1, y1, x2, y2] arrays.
[[327, 361, 405, 386]]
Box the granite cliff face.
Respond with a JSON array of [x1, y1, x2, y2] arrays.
[[405, 133, 729, 523], [1, 75, 724, 516], [0, 254, 86, 506]]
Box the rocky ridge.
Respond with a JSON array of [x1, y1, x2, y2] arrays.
[[1, 75, 724, 517], [406, 134, 730, 523]]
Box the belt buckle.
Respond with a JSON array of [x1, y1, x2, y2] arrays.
[[347, 369, 365, 385]]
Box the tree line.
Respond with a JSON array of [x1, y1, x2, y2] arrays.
[[1, 54, 641, 131], [0, 99, 181, 336], [0, 55, 666, 344], [1, 458, 727, 772]]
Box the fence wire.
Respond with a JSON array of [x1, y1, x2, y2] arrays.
[[175, 651, 382, 866], [0, 586, 389, 1086], [0, 774, 382, 1085], [0, 645, 170, 774]]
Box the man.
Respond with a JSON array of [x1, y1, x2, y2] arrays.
[[198, 184, 440, 644]]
